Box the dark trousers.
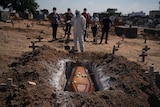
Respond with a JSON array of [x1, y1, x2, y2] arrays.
[[100, 28, 109, 43], [65, 23, 72, 39], [52, 24, 58, 40], [91, 26, 97, 42], [84, 23, 88, 41]]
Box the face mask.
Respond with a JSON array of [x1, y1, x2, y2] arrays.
[[76, 13, 79, 17]]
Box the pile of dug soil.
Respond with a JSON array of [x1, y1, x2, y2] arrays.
[[0, 46, 160, 107]]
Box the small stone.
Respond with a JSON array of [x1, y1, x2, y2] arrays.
[[7, 78, 13, 88], [0, 83, 7, 92], [28, 81, 36, 85]]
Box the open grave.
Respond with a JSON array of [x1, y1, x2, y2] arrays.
[[0, 46, 160, 107]]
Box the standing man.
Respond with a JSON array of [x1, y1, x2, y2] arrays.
[[71, 9, 86, 52], [64, 8, 73, 39], [99, 14, 112, 44], [90, 13, 99, 44], [82, 8, 90, 41], [47, 7, 60, 41]]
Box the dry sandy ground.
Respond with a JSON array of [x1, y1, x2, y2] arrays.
[[0, 20, 160, 107], [0, 20, 160, 73]]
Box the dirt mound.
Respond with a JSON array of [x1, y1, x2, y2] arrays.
[[0, 46, 160, 107]]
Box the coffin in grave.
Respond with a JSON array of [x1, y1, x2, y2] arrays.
[[0, 11, 10, 21], [115, 26, 138, 38], [68, 66, 94, 93]]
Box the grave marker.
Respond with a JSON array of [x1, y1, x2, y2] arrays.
[[36, 35, 43, 42], [139, 51, 147, 62], [11, 21, 14, 27], [143, 45, 150, 51], [40, 30, 45, 34], [121, 34, 125, 41], [29, 42, 38, 51], [116, 41, 122, 48], [143, 35, 147, 44], [112, 45, 118, 54], [26, 24, 30, 29]]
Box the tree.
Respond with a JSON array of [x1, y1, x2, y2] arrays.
[[0, 0, 39, 14], [12, 0, 39, 14], [0, 0, 12, 9]]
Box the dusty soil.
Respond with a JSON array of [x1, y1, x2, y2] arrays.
[[0, 20, 160, 107]]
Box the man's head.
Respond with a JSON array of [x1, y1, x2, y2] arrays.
[[53, 7, 57, 13], [75, 9, 80, 17], [83, 8, 87, 13], [68, 8, 71, 13]]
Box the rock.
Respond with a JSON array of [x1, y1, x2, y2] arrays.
[[7, 78, 13, 88], [101, 95, 109, 100], [28, 81, 36, 85], [0, 83, 7, 92]]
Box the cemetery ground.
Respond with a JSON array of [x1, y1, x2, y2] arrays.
[[0, 19, 160, 107]]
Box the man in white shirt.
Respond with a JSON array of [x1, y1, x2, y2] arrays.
[[90, 13, 99, 44]]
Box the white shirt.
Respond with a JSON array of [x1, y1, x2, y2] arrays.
[[91, 17, 99, 27]]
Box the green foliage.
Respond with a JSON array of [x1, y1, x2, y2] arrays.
[[0, 0, 12, 9], [0, 0, 39, 14]]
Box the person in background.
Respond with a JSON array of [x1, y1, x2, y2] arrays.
[[82, 8, 90, 41], [71, 9, 86, 52], [64, 8, 73, 39], [47, 7, 60, 41], [99, 14, 112, 44], [90, 13, 99, 44]]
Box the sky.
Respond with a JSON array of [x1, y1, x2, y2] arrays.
[[36, 0, 159, 15]]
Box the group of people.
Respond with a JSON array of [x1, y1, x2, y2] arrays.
[[47, 7, 112, 52]]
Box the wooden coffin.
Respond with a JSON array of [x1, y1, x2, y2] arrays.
[[68, 66, 94, 93]]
